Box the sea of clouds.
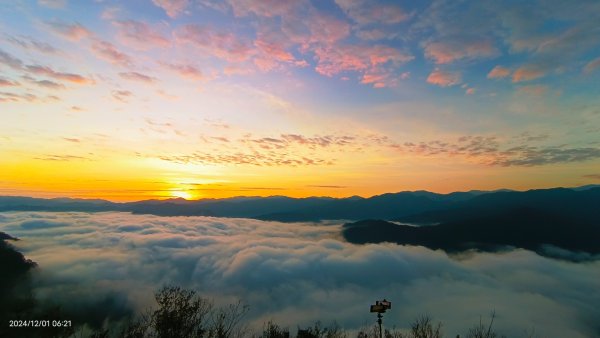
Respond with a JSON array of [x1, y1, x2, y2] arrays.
[[1, 211, 599, 337]]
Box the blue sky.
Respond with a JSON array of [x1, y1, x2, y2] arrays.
[[1, 0, 599, 200]]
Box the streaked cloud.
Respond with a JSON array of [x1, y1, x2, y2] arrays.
[[583, 57, 600, 74], [112, 90, 133, 102], [25, 65, 93, 84], [119, 71, 157, 83], [45, 21, 91, 41], [0, 49, 24, 69], [90, 40, 133, 67], [161, 62, 204, 80], [424, 39, 497, 64]]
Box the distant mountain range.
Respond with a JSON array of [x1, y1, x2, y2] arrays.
[[1, 186, 599, 260], [0, 185, 599, 222]]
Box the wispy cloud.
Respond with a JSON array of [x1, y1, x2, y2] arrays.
[[119, 71, 157, 83], [152, 0, 190, 18], [0, 49, 24, 69], [487, 65, 511, 79], [25, 65, 93, 84], [45, 21, 91, 41], [112, 90, 133, 102], [426, 69, 461, 87], [90, 40, 133, 67], [160, 62, 204, 80], [0, 77, 20, 87], [583, 57, 600, 74], [424, 39, 497, 64], [114, 20, 170, 50]]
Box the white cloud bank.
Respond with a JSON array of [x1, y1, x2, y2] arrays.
[[1, 212, 599, 337]]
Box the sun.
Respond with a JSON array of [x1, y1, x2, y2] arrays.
[[170, 190, 193, 200]]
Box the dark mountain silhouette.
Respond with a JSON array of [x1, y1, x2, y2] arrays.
[[0, 186, 598, 224], [343, 188, 600, 260]]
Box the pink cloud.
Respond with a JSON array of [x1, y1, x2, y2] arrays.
[[306, 12, 350, 45], [176, 25, 254, 63], [152, 0, 190, 18], [90, 40, 133, 67], [466, 88, 475, 95], [314, 44, 412, 76], [25, 65, 93, 84], [424, 40, 497, 64], [229, 0, 306, 18], [335, 0, 409, 26], [0, 77, 19, 87], [427, 69, 461, 87], [114, 20, 170, 50], [512, 66, 545, 82], [583, 57, 600, 74], [46, 21, 91, 41], [161, 63, 203, 80], [314, 44, 412, 88], [487, 65, 511, 79]]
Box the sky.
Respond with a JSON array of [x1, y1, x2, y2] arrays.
[[1, 0, 600, 201], [2, 211, 599, 337]]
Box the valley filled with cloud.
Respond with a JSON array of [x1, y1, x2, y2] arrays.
[[1, 211, 599, 337]]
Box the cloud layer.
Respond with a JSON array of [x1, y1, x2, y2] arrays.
[[1, 212, 599, 337]]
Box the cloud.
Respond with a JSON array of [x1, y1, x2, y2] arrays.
[[424, 39, 497, 64], [517, 85, 547, 96], [492, 146, 600, 167], [112, 90, 133, 103], [175, 24, 254, 63], [582, 174, 600, 180], [487, 65, 511, 79], [313, 44, 413, 87], [38, 0, 67, 8], [90, 40, 133, 67], [161, 62, 204, 80], [25, 65, 93, 84], [583, 57, 600, 74], [0, 49, 24, 70], [0, 77, 20, 87], [0, 212, 599, 337], [0, 91, 39, 103], [45, 21, 91, 41], [335, 0, 409, 26], [426, 69, 461, 87], [33, 154, 89, 161], [307, 185, 347, 189], [6, 35, 58, 54], [512, 66, 545, 82], [228, 0, 306, 18], [114, 20, 170, 50], [63, 137, 80, 143], [152, 0, 190, 18], [30, 79, 66, 89], [396, 135, 600, 167], [119, 71, 157, 83]]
